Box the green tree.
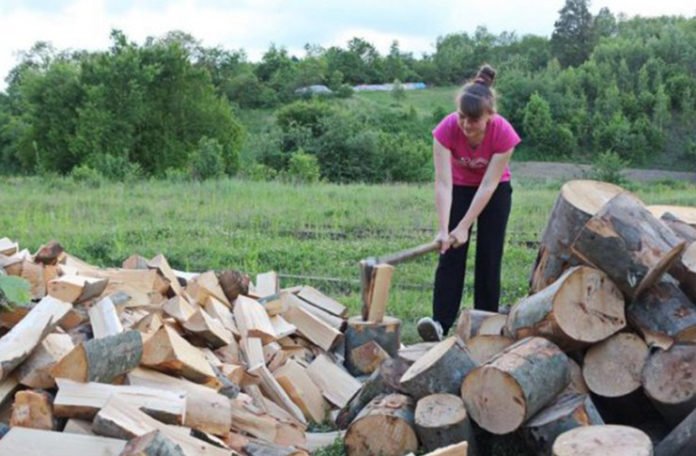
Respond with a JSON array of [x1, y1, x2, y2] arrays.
[[551, 0, 596, 67], [593, 7, 618, 40], [522, 92, 554, 154]]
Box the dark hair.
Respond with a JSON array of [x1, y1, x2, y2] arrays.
[[458, 64, 497, 119]]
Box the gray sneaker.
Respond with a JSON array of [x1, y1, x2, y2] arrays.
[[417, 317, 444, 342]]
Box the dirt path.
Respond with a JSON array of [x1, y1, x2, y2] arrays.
[[511, 161, 696, 183]]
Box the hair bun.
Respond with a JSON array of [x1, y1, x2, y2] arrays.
[[475, 64, 496, 87]]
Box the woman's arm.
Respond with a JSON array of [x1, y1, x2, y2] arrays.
[[433, 138, 454, 253], [449, 148, 514, 245]]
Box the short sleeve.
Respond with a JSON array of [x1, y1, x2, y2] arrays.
[[432, 113, 456, 150], [494, 116, 521, 153]]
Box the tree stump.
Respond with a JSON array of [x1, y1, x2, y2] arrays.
[[552, 425, 652, 456], [507, 266, 625, 351], [582, 332, 648, 397], [344, 393, 418, 456], [344, 316, 401, 376], [628, 281, 696, 349], [465, 335, 514, 364], [571, 192, 686, 300], [654, 406, 696, 456], [522, 392, 604, 456], [530, 180, 624, 292], [454, 310, 501, 341], [414, 393, 477, 455], [642, 344, 696, 426], [399, 337, 478, 400], [461, 337, 569, 434]]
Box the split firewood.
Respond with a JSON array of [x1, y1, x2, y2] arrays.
[[182, 307, 233, 348], [642, 344, 696, 426], [187, 271, 231, 307], [344, 316, 400, 375], [344, 394, 418, 456], [461, 337, 570, 434], [0, 427, 127, 455], [162, 295, 196, 322], [566, 358, 589, 394], [346, 340, 390, 376], [522, 392, 604, 456], [628, 281, 696, 349], [552, 424, 652, 456], [254, 365, 307, 426], [16, 332, 74, 388], [63, 418, 96, 435], [243, 438, 307, 456], [283, 304, 341, 352], [571, 191, 685, 300], [654, 406, 696, 456], [0, 237, 18, 256], [51, 330, 143, 383], [234, 295, 277, 344], [507, 266, 625, 350], [465, 335, 514, 364], [47, 274, 109, 304], [296, 285, 348, 318], [54, 378, 186, 424], [529, 179, 624, 292], [306, 354, 361, 409], [20, 260, 46, 299], [273, 359, 328, 424], [135, 312, 164, 343], [282, 292, 344, 330], [217, 269, 249, 302], [414, 393, 476, 454], [253, 271, 279, 299], [204, 296, 238, 336], [10, 390, 55, 430], [269, 315, 297, 339], [119, 430, 186, 456], [34, 240, 64, 265], [0, 295, 71, 380], [454, 309, 501, 341], [0, 375, 20, 411], [363, 264, 394, 323], [122, 254, 150, 270], [400, 337, 477, 400], [397, 342, 437, 364], [88, 296, 124, 338], [422, 442, 469, 456], [229, 396, 305, 447], [582, 332, 648, 398], [147, 254, 184, 296]]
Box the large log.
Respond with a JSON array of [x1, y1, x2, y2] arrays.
[[628, 281, 696, 349], [344, 316, 401, 375], [642, 344, 696, 426], [464, 335, 514, 364], [530, 180, 623, 292], [654, 406, 696, 456], [399, 337, 478, 400], [507, 266, 625, 351], [582, 332, 648, 397], [552, 425, 652, 456], [414, 393, 476, 454], [461, 337, 569, 434], [454, 309, 501, 341], [571, 192, 685, 300], [344, 393, 418, 456], [522, 392, 604, 456]]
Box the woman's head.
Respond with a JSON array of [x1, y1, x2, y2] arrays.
[[457, 64, 497, 130]]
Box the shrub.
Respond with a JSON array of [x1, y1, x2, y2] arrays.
[[70, 164, 103, 188], [590, 149, 628, 185], [287, 151, 321, 183], [188, 136, 225, 180], [86, 153, 143, 182], [242, 162, 278, 182]]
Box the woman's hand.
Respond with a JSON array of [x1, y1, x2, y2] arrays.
[[435, 231, 454, 254], [449, 224, 470, 248]]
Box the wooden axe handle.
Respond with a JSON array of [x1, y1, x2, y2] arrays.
[[379, 240, 442, 265]]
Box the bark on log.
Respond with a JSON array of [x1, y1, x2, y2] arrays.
[[530, 180, 624, 292], [552, 425, 653, 456], [507, 266, 625, 351], [628, 281, 696, 349], [642, 344, 696, 426], [454, 310, 500, 341], [571, 192, 685, 300], [344, 316, 401, 376], [399, 337, 478, 400], [582, 332, 648, 397], [522, 392, 604, 456], [335, 357, 410, 429], [414, 393, 477, 455], [461, 337, 570, 434], [344, 393, 418, 456], [654, 406, 696, 456]]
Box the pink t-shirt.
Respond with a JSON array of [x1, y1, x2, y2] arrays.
[[432, 113, 521, 186]]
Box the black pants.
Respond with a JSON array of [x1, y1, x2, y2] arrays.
[[432, 182, 512, 334]]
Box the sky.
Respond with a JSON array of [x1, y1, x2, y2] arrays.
[[0, 0, 694, 91]]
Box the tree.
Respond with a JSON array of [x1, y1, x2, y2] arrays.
[[594, 7, 618, 40], [551, 0, 596, 67]]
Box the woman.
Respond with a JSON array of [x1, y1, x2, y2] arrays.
[[417, 64, 521, 342]]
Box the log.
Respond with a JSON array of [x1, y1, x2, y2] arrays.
[[642, 344, 696, 426], [344, 316, 401, 375], [120, 430, 186, 456], [466, 335, 514, 364], [566, 358, 589, 394], [571, 191, 685, 300], [507, 266, 626, 350], [0, 427, 127, 456], [583, 332, 648, 397], [400, 336, 478, 400], [414, 393, 476, 454], [660, 212, 696, 243], [51, 330, 143, 383], [522, 392, 604, 456], [654, 406, 696, 456], [530, 180, 624, 292], [552, 425, 652, 456], [454, 309, 499, 341], [364, 264, 394, 323], [344, 394, 418, 456], [673, 241, 696, 303], [10, 390, 55, 430], [628, 281, 696, 349], [0, 295, 71, 380], [461, 337, 570, 434], [398, 342, 437, 364], [335, 357, 410, 429], [648, 205, 696, 227], [16, 332, 74, 388]]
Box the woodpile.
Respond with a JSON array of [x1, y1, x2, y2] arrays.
[[0, 179, 695, 455]]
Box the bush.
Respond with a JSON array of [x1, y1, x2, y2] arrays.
[[590, 150, 628, 184], [85, 153, 143, 182], [379, 133, 431, 182], [70, 164, 103, 188], [335, 84, 354, 98], [242, 162, 278, 182], [188, 136, 225, 180], [287, 151, 320, 183]]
